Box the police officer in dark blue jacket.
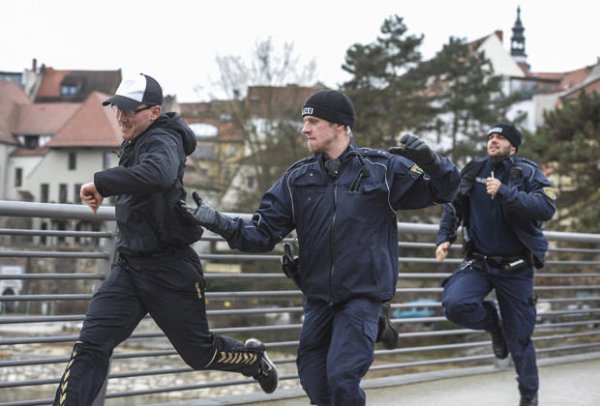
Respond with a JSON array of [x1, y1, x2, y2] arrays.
[[435, 123, 556, 406], [180, 89, 460, 405], [54, 74, 277, 406]]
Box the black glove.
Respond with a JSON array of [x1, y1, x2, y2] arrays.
[[389, 134, 442, 176], [177, 191, 231, 237]]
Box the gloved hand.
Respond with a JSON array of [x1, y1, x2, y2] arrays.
[[389, 134, 442, 175], [177, 191, 231, 237]]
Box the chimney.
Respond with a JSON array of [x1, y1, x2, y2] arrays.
[[32, 58, 37, 72], [494, 30, 503, 43]]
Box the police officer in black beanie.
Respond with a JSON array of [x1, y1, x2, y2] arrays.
[[436, 122, 556, 406], [179, 89, 460, 405]]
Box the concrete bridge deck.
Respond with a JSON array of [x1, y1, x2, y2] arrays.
[[163, 353, 600, 406]]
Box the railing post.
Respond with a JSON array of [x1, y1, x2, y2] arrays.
[[91, 220, 118, 406]]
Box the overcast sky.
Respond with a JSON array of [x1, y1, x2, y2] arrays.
[[3, 0, 598, 102]]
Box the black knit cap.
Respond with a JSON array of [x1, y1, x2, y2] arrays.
[[487, 123, 522, 149], [302, 90, 356, 128]]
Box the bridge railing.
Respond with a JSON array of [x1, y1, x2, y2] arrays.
[[0, 200, 599, 405]]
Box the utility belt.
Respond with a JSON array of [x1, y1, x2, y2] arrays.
[[467, 251, 531, 272]]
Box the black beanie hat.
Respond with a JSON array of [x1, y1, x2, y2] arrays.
[[487, 123, 522, 149], [302, 90, 356, 128]]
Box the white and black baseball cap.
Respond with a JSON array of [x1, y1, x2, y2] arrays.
[[102, 73, 163, 110]]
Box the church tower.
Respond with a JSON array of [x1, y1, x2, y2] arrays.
[[510, 6, 529, 68]]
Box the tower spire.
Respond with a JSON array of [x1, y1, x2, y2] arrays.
[[511, 6, 528, 65]]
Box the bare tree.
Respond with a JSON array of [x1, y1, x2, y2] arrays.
[[211, 38, 322, 211]]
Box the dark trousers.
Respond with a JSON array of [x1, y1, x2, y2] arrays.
[[54, 248, 261, 406], [296, 297, 380, 406], [442, 262, 538, 398]]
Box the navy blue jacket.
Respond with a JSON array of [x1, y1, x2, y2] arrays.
[[95, 113, 203, 257], [436, 154, 556, 268], [223, 143, 460, 304]]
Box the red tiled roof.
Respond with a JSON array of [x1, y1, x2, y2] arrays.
[[15, 103, 80, 135], [48, 91, 121, 148], [530, 65, 594, 91], [561, 76, 600, 100], [34, 67, 121, 102], [0, 80, 30, 144], [556, 66, 594, 91], [11, 146, 49, 157], [35, 68, 68, 98]]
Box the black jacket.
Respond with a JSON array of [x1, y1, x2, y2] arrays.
[[223, 144, 460, 304], [95, 113, 203, 256], [436, 155, 556, 268]]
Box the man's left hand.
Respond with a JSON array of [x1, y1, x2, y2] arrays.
[[389, 134, 441, 174], [80, 182, 103, 214], [486, 177, 501, 198]]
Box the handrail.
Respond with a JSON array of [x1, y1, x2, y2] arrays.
[[0, 200, 599, 405]]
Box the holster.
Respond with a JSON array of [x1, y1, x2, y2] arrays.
[[281, 243, 301, 289]]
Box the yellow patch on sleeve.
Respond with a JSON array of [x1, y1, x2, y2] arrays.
[[410, 164, 424, 175], [543, 187, 557, 200]]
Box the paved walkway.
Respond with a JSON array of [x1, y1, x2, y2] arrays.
[[160, 353, 600, 405], [237, 355, 600, 406]]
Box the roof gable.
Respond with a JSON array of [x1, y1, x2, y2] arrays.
[[472, 32, 525, 77], [15, 103, 80, 135], [49, 91, 121, 148], [0, 80, 31, 144]]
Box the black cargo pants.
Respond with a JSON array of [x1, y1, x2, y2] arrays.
[[54, 247, 262, 406]]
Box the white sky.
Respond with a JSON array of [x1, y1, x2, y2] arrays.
[[2, 0, 599, 102]]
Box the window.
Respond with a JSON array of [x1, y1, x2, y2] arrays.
[[24, 135, 39, 149], [40, 184, 49, 203], [60, 85, 78, 96], [68, 152, 77, 170], [74, 184, 82, 203], [59, 184, 68, 203], [14, 168, 22, 187]]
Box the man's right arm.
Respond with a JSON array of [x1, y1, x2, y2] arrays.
[[435, 201, 461, 261], [389, 134, 460, 204], [179, 178, 295, 253]]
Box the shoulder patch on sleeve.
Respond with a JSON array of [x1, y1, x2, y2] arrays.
[[410, 164, 424, 175], [543, 186, 557, 200]]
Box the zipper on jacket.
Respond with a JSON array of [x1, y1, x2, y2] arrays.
[[328, 183, 337, 306]]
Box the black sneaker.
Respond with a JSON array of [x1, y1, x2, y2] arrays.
[[377, 302, 399, 350], [245, 338, 278, 394]]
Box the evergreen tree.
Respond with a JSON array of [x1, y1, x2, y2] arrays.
[[418, 37, 518, 166], [340, 15, 431, 148], [521, 91, 600, 232]]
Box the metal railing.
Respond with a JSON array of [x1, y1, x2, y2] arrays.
[[0, 201, 599, 405]]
